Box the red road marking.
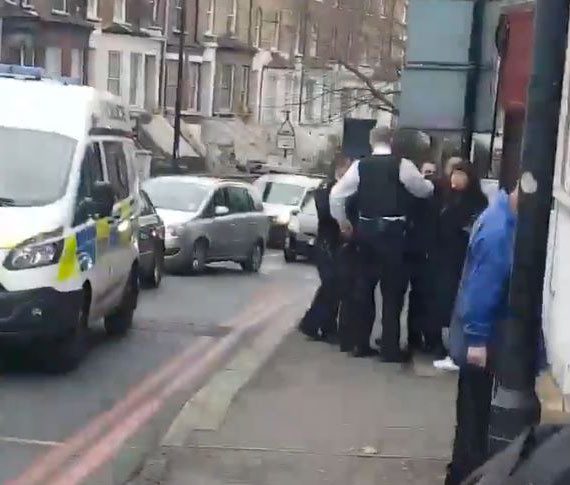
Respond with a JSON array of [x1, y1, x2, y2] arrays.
[[47, 300, 291, 485], [9, 284, 291, 485]]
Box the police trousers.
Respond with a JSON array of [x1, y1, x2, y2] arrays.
[[353, 220, 407, 355]]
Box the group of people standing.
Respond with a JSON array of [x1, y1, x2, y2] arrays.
[[298, 127, 488, 369], [298, 125, 521, 485]]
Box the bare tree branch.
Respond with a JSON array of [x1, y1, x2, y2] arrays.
[[336, 59, 399, 114]]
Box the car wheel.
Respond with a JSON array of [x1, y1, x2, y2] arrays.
[[47, 292, 89, 373], [143, 250, 163, 289], [105, 268, 139, 337], [241, 242, 263, 273], [190, 240, 208, 274]]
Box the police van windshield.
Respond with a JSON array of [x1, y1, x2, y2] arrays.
[[262, 182, 305, 206], [0, 126, 76, 207]]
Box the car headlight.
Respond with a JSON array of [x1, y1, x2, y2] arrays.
[[4, 240, 64, 271], [167, 224, 184, 237], [276, 213, 291, 225]]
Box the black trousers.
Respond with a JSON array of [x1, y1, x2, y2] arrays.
[[299, 238, 340, 338], [445, 365, 494, 485], [353, 226, 407, 355], [337, 243, 359, 351]]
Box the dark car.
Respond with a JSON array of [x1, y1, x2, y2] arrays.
[[138, 190, 165, 288]]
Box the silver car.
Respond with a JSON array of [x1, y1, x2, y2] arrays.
[[143, 176, 269, 274]]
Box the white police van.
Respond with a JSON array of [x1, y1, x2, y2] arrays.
[[0, 65, 140, 371]]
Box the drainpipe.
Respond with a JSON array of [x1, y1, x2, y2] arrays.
[[172, 0, 187, 165], [257, 65, 266, 123], [488, 0, 570, 455], [160, 0, 171, 113]]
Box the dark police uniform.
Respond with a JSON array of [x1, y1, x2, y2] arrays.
[[298, 180, 341, 340], [353, 154, 411, 360]]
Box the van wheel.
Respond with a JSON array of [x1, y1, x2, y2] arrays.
[[105, 268, 138, 337], [241, 242, 263, 273], [47, 292, 89, 373], [190, 240, 207, 274]]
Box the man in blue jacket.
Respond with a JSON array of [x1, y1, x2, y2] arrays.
[[445, 185, 518, 485]]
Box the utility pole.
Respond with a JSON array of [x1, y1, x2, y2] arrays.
[[488, 0, 569, 455], [297, 0, 308, 123], [172, 0, 187, 169]]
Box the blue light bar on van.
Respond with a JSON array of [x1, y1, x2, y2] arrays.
[[0, 64, 44, 79]]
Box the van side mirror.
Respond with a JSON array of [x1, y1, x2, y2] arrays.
[[215, 205, 230, 216], [93, 181, 115, 217]]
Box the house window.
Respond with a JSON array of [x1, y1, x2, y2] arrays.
[[152, 0, 160, 24], [188, 62, 200, 111], [165, 59, 178, 108], [272, 10, 282, 50], [346, 32, 353, 62], [330, 26, 337, 59], [114, 0, 126, 23], [217, 64, 235, 112], [304, 79, 316, 122], [52, 0, 67, 13], [379, 0, 386, 17], [107, 51, 122, 96], [309, 24, 318, 58], [253, 8, 262, 48], [45, 47, 62, 75], [71, 49, 83, 80], [87, 0, 99, 18], [174, 0, 183, 31], [239, 65, 250, 109], [226, 0, 237, 35], [130, 53, 142, 106], [206, 0, 215, 33]]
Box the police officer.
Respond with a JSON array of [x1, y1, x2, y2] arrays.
[[330, 127, 434, 361], [298, 157, 352, 341]]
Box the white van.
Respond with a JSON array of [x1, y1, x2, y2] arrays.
[[0, 65, 140, 371]]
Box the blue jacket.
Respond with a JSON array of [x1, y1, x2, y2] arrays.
[[449, 190, 516, 366]]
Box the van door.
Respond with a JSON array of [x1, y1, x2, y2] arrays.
[[73, 142, 109, 318], [101, 140, 134, 298]]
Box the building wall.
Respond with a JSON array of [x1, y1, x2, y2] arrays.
[[543, 18, 570, 403], [0, 0, 91, 80]]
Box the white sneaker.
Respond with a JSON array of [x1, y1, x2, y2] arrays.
[[433, 356, 459, 372]]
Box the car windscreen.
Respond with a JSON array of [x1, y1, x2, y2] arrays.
[[0, 127, 76, 206], [262, 182, 306, 206], [144, 179, 210, 212]]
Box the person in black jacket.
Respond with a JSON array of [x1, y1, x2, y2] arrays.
[[405, 161, 440, 353], [298, 157, 352, 340], [431, 161, 488, 365]]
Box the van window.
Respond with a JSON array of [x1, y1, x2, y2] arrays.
[[75, 143, 104, 225], [205, 188, 227, 217], [77, 144, 104, 200], [227, 187, 253, 213], [103, 141, 129, 200]]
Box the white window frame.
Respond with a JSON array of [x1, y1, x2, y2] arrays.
[[206, 0, 216, 34], [272, 10, 282, 51], [187, 62, 200, 111], [130, 52, 143, 107], [239, 65, 250, 108], [152, 0, 160, 24], [227, 0, 237, 35], [107, 51, 122, 96], [217, 64, 235, 112], [253, 8, 262, 48], [86, 0, 99, 19], [304, 79, 316, 122], [51, 0, 68, 14], [309, 24, 318, 58], [113, 0, 127, 24]]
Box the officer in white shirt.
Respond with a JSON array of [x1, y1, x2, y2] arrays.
[[330, 126, 434, 360]]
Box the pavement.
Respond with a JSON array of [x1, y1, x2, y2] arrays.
[[138, 332, 457, 485]]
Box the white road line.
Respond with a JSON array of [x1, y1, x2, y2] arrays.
[[0, 436, 61, 447]]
